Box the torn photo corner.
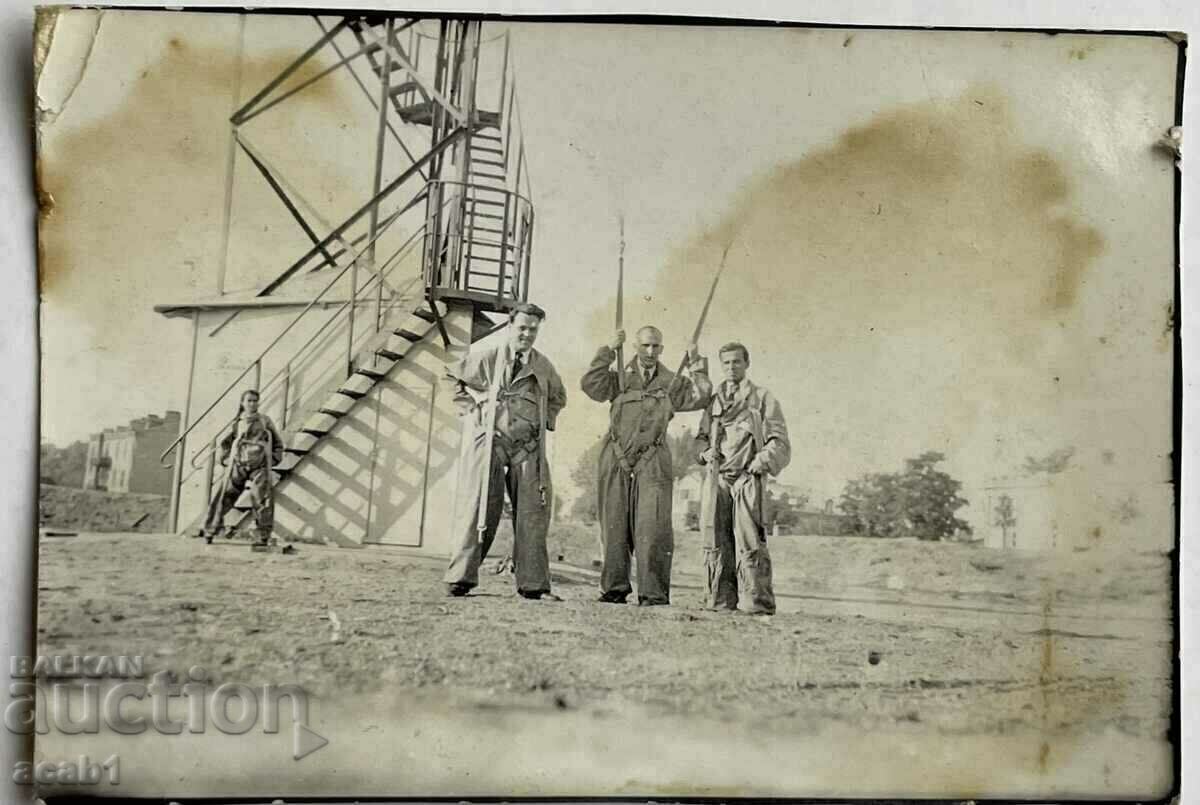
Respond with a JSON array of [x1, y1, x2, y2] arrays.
[[31, 7, 1180, 800]]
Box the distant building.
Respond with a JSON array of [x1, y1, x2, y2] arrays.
[[83, 412, 181, 495], [788, 507, 853, 537], [673, 471, 703, 530], [980, 470, 1174, 553]]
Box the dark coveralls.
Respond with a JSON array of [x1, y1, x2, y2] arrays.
[[202, 413, 283, 540], [695, 379, 790, 614], [581, 347, 712, 604], [444, 344, 567, 595]]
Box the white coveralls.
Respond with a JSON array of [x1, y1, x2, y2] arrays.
[[443, 343, 567, 595], [695, 379, 791, 614]]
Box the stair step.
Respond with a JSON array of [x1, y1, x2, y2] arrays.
[[318, 392, 357, 417], [467, 198, 505, 208], [469, 225, 505, 235], [470, 212, 504, 221], [300, 412, 340, 436], [473, 133, 502, 142], [388, 80, 421, 97], [394, 326, 426, 342], [471, 171, 507, 182], [380, 332, 418, 358], [396, 101, 437, 125], [413, 307, 437, 323], [465, 184, 507, 195], [394, 104, 501, 129], [355, 364, 392, 381], [285, 432, 320, 454], [468, 255, 516, 265], [339, 373, 376, 399], [471, 157, 506, 168], [376, 346, 406, 361], [471, 145, 504, 155], [473, 110, 501, 129], [275, 450, 303, 470], [463, 241, 506, 253]]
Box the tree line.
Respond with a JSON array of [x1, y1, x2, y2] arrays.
[[40, 441, 89, 487]]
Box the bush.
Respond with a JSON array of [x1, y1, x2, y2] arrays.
[[839, 452, 970, 541], [40, 441, 89, 487]]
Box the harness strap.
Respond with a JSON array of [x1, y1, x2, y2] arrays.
[[537, 378, 549, 507], [609, 431, 665, 478]]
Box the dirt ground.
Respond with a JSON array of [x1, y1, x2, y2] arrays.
[[34, 528, 1175, 796]]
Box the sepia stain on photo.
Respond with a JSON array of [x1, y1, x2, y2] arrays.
[[31, 9, 1179, 800]]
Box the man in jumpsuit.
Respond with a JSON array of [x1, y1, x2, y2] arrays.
[[695, 342, 790, 615], [201, 389, 284, 547], [444, 302, 567, 599], [581, 326, 712, 605]]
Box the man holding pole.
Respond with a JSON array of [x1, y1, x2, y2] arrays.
[[200, 389, 283, 549], [443, 302, 567, 600], [695, 342, 791, 615], [582, 326, 712, 605]]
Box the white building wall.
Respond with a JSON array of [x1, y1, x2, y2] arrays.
[[268, 305, 471, 555], [174, 285, 421, 532]]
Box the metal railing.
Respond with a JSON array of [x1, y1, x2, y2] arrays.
[[494, 32, 533, 203], [424, 179, 533, 305], [159, 203, 441, 523], [348, 24, 536, 310], [162, 18, 538, 531]]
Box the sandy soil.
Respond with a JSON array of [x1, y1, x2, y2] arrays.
[[34, 529, 1175, 797]]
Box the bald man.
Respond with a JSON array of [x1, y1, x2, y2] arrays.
[[581, 326, 712, 605]]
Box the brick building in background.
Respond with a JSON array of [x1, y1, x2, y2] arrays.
[[84, 411, 181, 495]]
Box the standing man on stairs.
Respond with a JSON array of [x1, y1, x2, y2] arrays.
[[581, 326, 712, 605], [444, 302, 567, 600], [200, 389, 284, 548]]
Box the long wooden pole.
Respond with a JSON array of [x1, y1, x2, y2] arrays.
[[477, 344, 510, 534], [215, 14, 246, 296], [368, 19, 393, 339], [168, 310, 201, 533], [615, 215, 626, 391], [675, 240, 732, 377]]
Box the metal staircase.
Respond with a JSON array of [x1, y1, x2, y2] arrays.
[[160, 16, 535, 542], [274, 301, 445, 481]]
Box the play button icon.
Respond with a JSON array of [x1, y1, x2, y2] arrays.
[[293, 723, 329, 761]]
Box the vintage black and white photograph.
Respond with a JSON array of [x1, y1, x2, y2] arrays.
[[30, 7, 1180, 798]]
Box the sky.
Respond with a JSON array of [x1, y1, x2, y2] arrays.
[[37, 12, 1178, 524]]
